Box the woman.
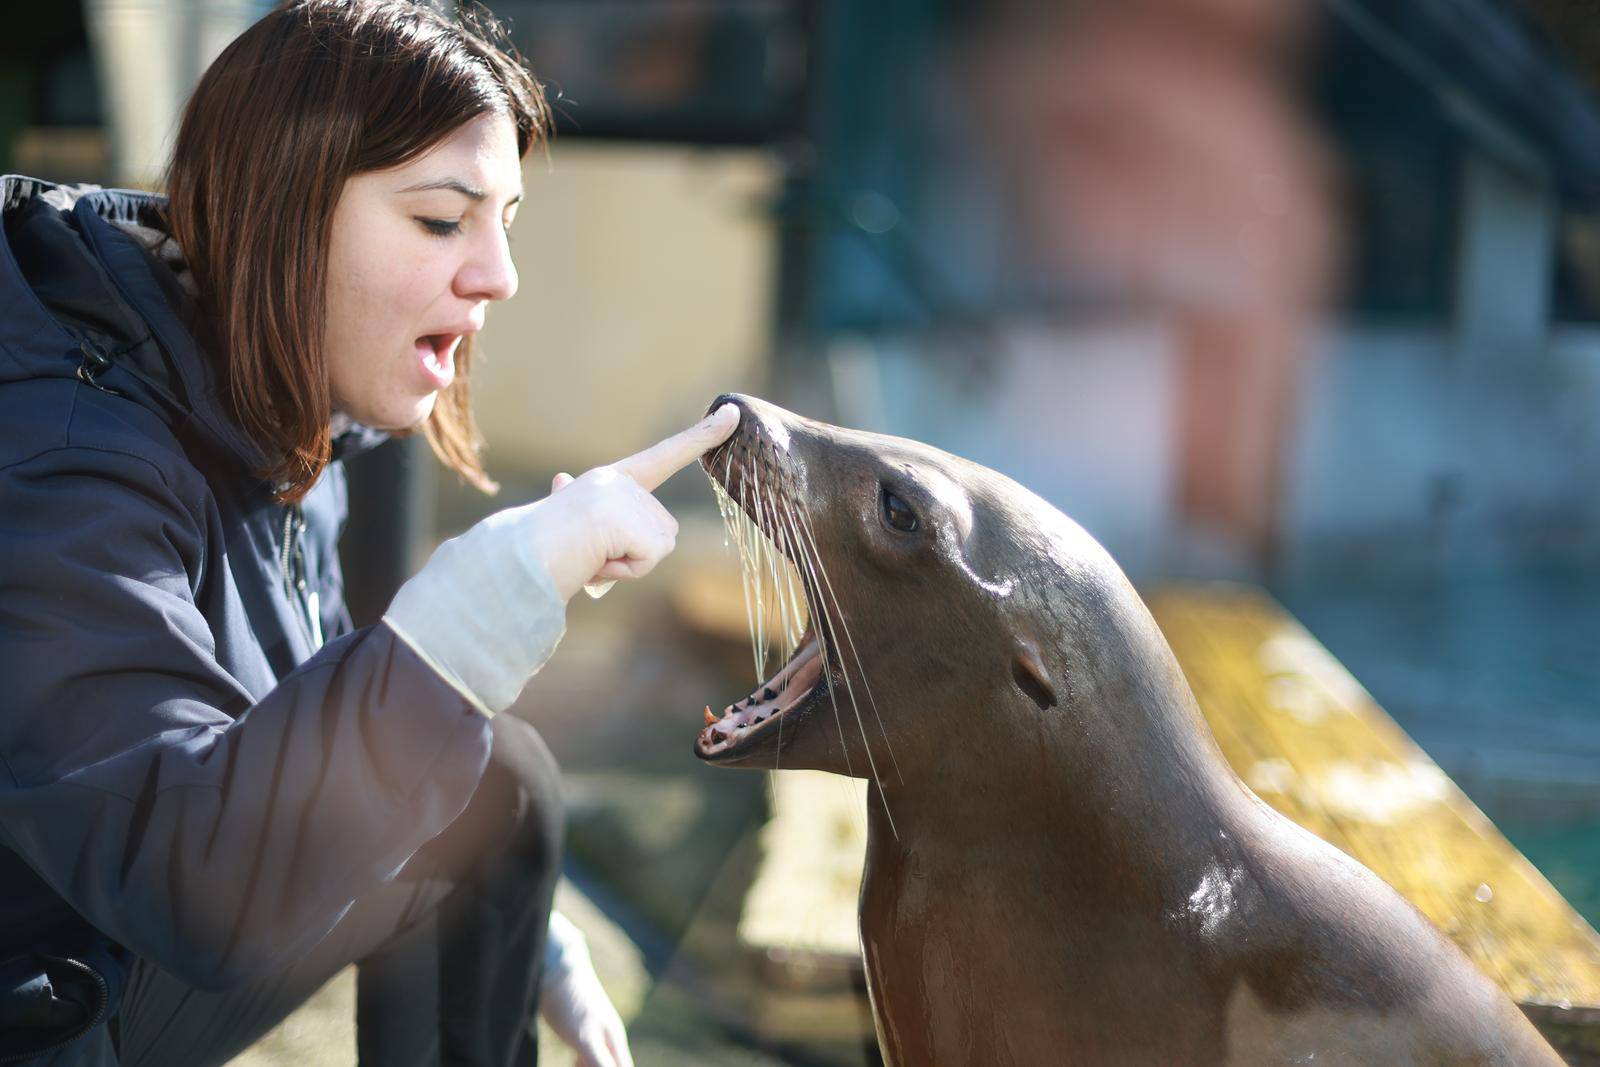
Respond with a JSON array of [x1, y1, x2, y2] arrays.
[[0, 1, 736, 1064]]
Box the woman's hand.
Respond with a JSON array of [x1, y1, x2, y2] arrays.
[[538, 961, 634, 1067], [536, 403, 738, 602], [538, 911, 633, 1067], [382, 403, 739, 716]]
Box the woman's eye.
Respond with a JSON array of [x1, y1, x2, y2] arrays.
[[418, 217, 462, 237], [881, 487, 919, 533]]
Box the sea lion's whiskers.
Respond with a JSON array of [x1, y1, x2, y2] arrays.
[[763, 491, 800, 770], [751, 451, 780, 662], [741, 429, 806, 670], [767, 480, 816, 766], [749, 478, 777, 675], [753, 480, 784, 766], [764, 486, 807, 665], [707, 449, 808, 696], [710, 460, 761, 676], [728, 466, 764, 681], [777, 496, 900, 837], [779, 506, 805, 654], [705, 435, 885, 817], [774, 492, 851, 777], [775, 490, 857, 783], [745, 463, 770, 678], [750, 434, 802, 672], [714, 444, 764, 674], [785, 503, 885, 805], [737, 467, 776, 681], [790, 503, 905, 789], [751, 455, 786, 670], [754, 472, 792, 762]]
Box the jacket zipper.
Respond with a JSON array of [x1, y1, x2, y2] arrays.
[[0, 956, 110, 1064], [280, 505, 323, 651], [74, 339, 124, 397], [77, 333, 324, 652]]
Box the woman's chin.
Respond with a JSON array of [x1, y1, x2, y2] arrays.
[[347, 391, 439, 434], [405, 391, 440, 427]]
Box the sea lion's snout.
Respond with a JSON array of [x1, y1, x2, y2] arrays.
[[700, 393, 797, 464], [692, 393, 1033, 784], [696, 394, 840, 769], [703, 392, 744, 422]]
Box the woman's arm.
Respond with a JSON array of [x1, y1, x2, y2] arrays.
[[0, 404, 736, 990], [0, 445, 497, 990]]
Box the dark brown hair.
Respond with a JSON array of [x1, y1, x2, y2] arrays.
[[164, 0, 549, 502]]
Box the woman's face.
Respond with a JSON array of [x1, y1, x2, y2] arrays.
[[324, 112, 523, 430]]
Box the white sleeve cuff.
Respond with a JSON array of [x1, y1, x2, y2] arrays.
[[382, 502, 567, 717], [543, 908, 591, 987]]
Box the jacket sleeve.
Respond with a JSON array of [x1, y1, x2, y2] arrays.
[[0, 445, 493, 990]]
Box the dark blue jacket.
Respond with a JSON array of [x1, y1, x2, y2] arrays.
[[0, 176, 494, 1064]]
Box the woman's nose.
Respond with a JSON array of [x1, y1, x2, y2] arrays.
[[457, 227, 519, 303]]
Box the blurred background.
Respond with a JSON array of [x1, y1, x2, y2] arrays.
[[8, 0, 1600, 1062]]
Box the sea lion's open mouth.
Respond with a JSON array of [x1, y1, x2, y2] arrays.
[[695, 624, 830, 760], [695, 402, 839, 763]]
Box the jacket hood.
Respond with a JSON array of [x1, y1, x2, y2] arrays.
[[0, 174, 387, 472]]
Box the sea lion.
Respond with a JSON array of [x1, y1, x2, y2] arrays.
[[692, 393, 1562, 1067]]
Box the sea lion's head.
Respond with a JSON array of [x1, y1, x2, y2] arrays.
[[694, 393, 1144, 790]]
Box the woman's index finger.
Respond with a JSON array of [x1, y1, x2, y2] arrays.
[[612, 404, 740, 491]]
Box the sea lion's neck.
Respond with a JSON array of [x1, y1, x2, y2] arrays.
[[865, 614, 1268, 946], [869, 700, 1259, 914]]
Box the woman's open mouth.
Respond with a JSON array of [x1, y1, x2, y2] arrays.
[[415, 333, 459, 390]]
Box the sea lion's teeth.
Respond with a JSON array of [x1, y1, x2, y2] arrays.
[[704, 706, 716, 726]]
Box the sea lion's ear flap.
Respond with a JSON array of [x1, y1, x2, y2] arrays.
[[1011, 635, 1057, 711]]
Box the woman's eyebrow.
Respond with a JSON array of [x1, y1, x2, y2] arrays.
[[396, 177, 524, 206]]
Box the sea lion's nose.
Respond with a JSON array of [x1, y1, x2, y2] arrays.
[[707, 392, 769, 440], [706, 393, 798, 453], [706, 392, 750, 426]]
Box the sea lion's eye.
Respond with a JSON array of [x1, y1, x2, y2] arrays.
[[880, 487, 919, 533]]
